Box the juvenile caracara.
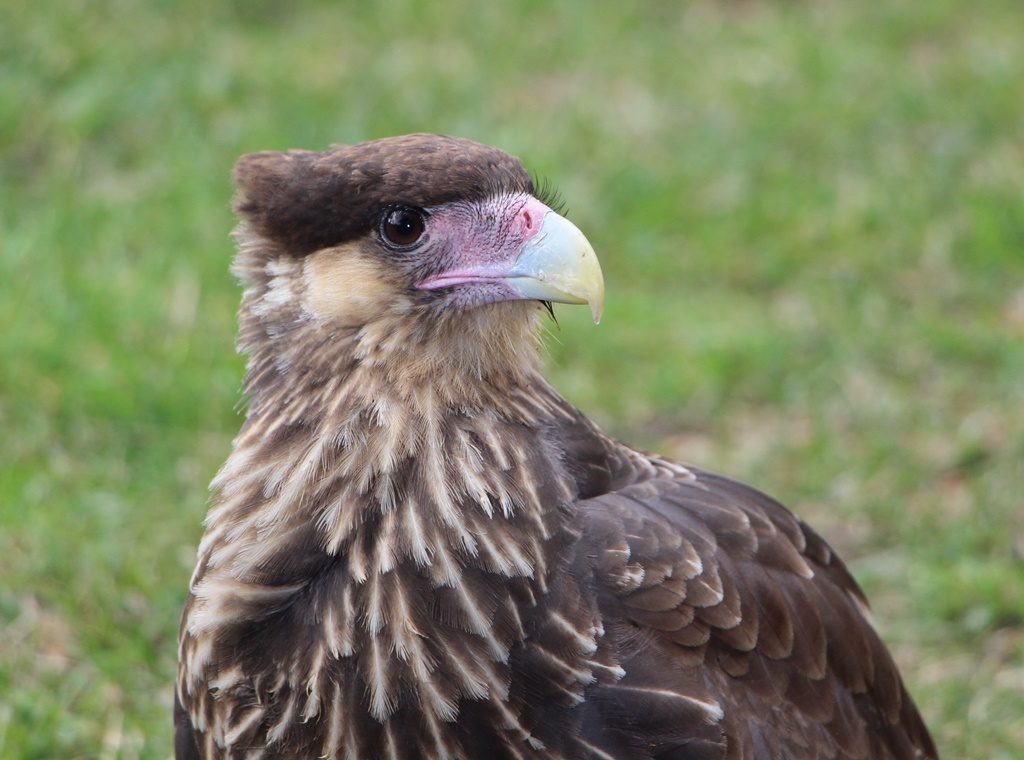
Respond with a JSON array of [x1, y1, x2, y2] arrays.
[[176, 134, 938, 759]]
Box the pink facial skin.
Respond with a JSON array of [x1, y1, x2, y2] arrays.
[[416, 194, 550, 292]]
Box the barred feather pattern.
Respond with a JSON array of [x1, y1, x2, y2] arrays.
[[177, 236, 667, 759], [178, 383, 600, 758]]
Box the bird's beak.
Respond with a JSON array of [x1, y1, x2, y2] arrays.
[[506, 210, 605, 324]]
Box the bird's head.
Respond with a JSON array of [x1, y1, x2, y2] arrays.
[[231, 134, 603, 392]]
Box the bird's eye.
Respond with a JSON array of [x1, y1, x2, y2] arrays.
[[379, 207, 426, 249]]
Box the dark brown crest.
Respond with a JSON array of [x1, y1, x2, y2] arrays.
[[233, 134, 534, 254]]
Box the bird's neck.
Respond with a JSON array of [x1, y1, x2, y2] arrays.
[[200, 245, 577, 591], [189, 335, 591, 634], [182, 356, 593, 744]]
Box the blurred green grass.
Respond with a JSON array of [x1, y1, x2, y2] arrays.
[[2, 0, 1022, 757]]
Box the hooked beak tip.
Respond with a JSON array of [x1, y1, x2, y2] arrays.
[[510, 209, 605, 325]]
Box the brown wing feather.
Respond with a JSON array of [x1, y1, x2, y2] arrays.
[[576, 463, 938, 760]]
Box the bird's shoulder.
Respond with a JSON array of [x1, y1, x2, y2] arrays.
[[567, 447, 937, 760]]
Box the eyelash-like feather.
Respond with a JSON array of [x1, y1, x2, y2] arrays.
[[530, 174, 568, 216]]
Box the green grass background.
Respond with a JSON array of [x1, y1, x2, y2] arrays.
[[2, 0, 1022, 757]]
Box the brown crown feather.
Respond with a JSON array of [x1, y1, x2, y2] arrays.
[[233, 134, 534, 255]]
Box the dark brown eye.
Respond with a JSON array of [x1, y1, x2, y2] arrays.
[[379, 206, 426, 249]]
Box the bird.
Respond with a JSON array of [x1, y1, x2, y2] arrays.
[[176, 134, 938, 760]]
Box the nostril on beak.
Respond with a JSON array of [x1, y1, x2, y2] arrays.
[[516, 196, 550, 238], [516, 207, 536, 235]]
